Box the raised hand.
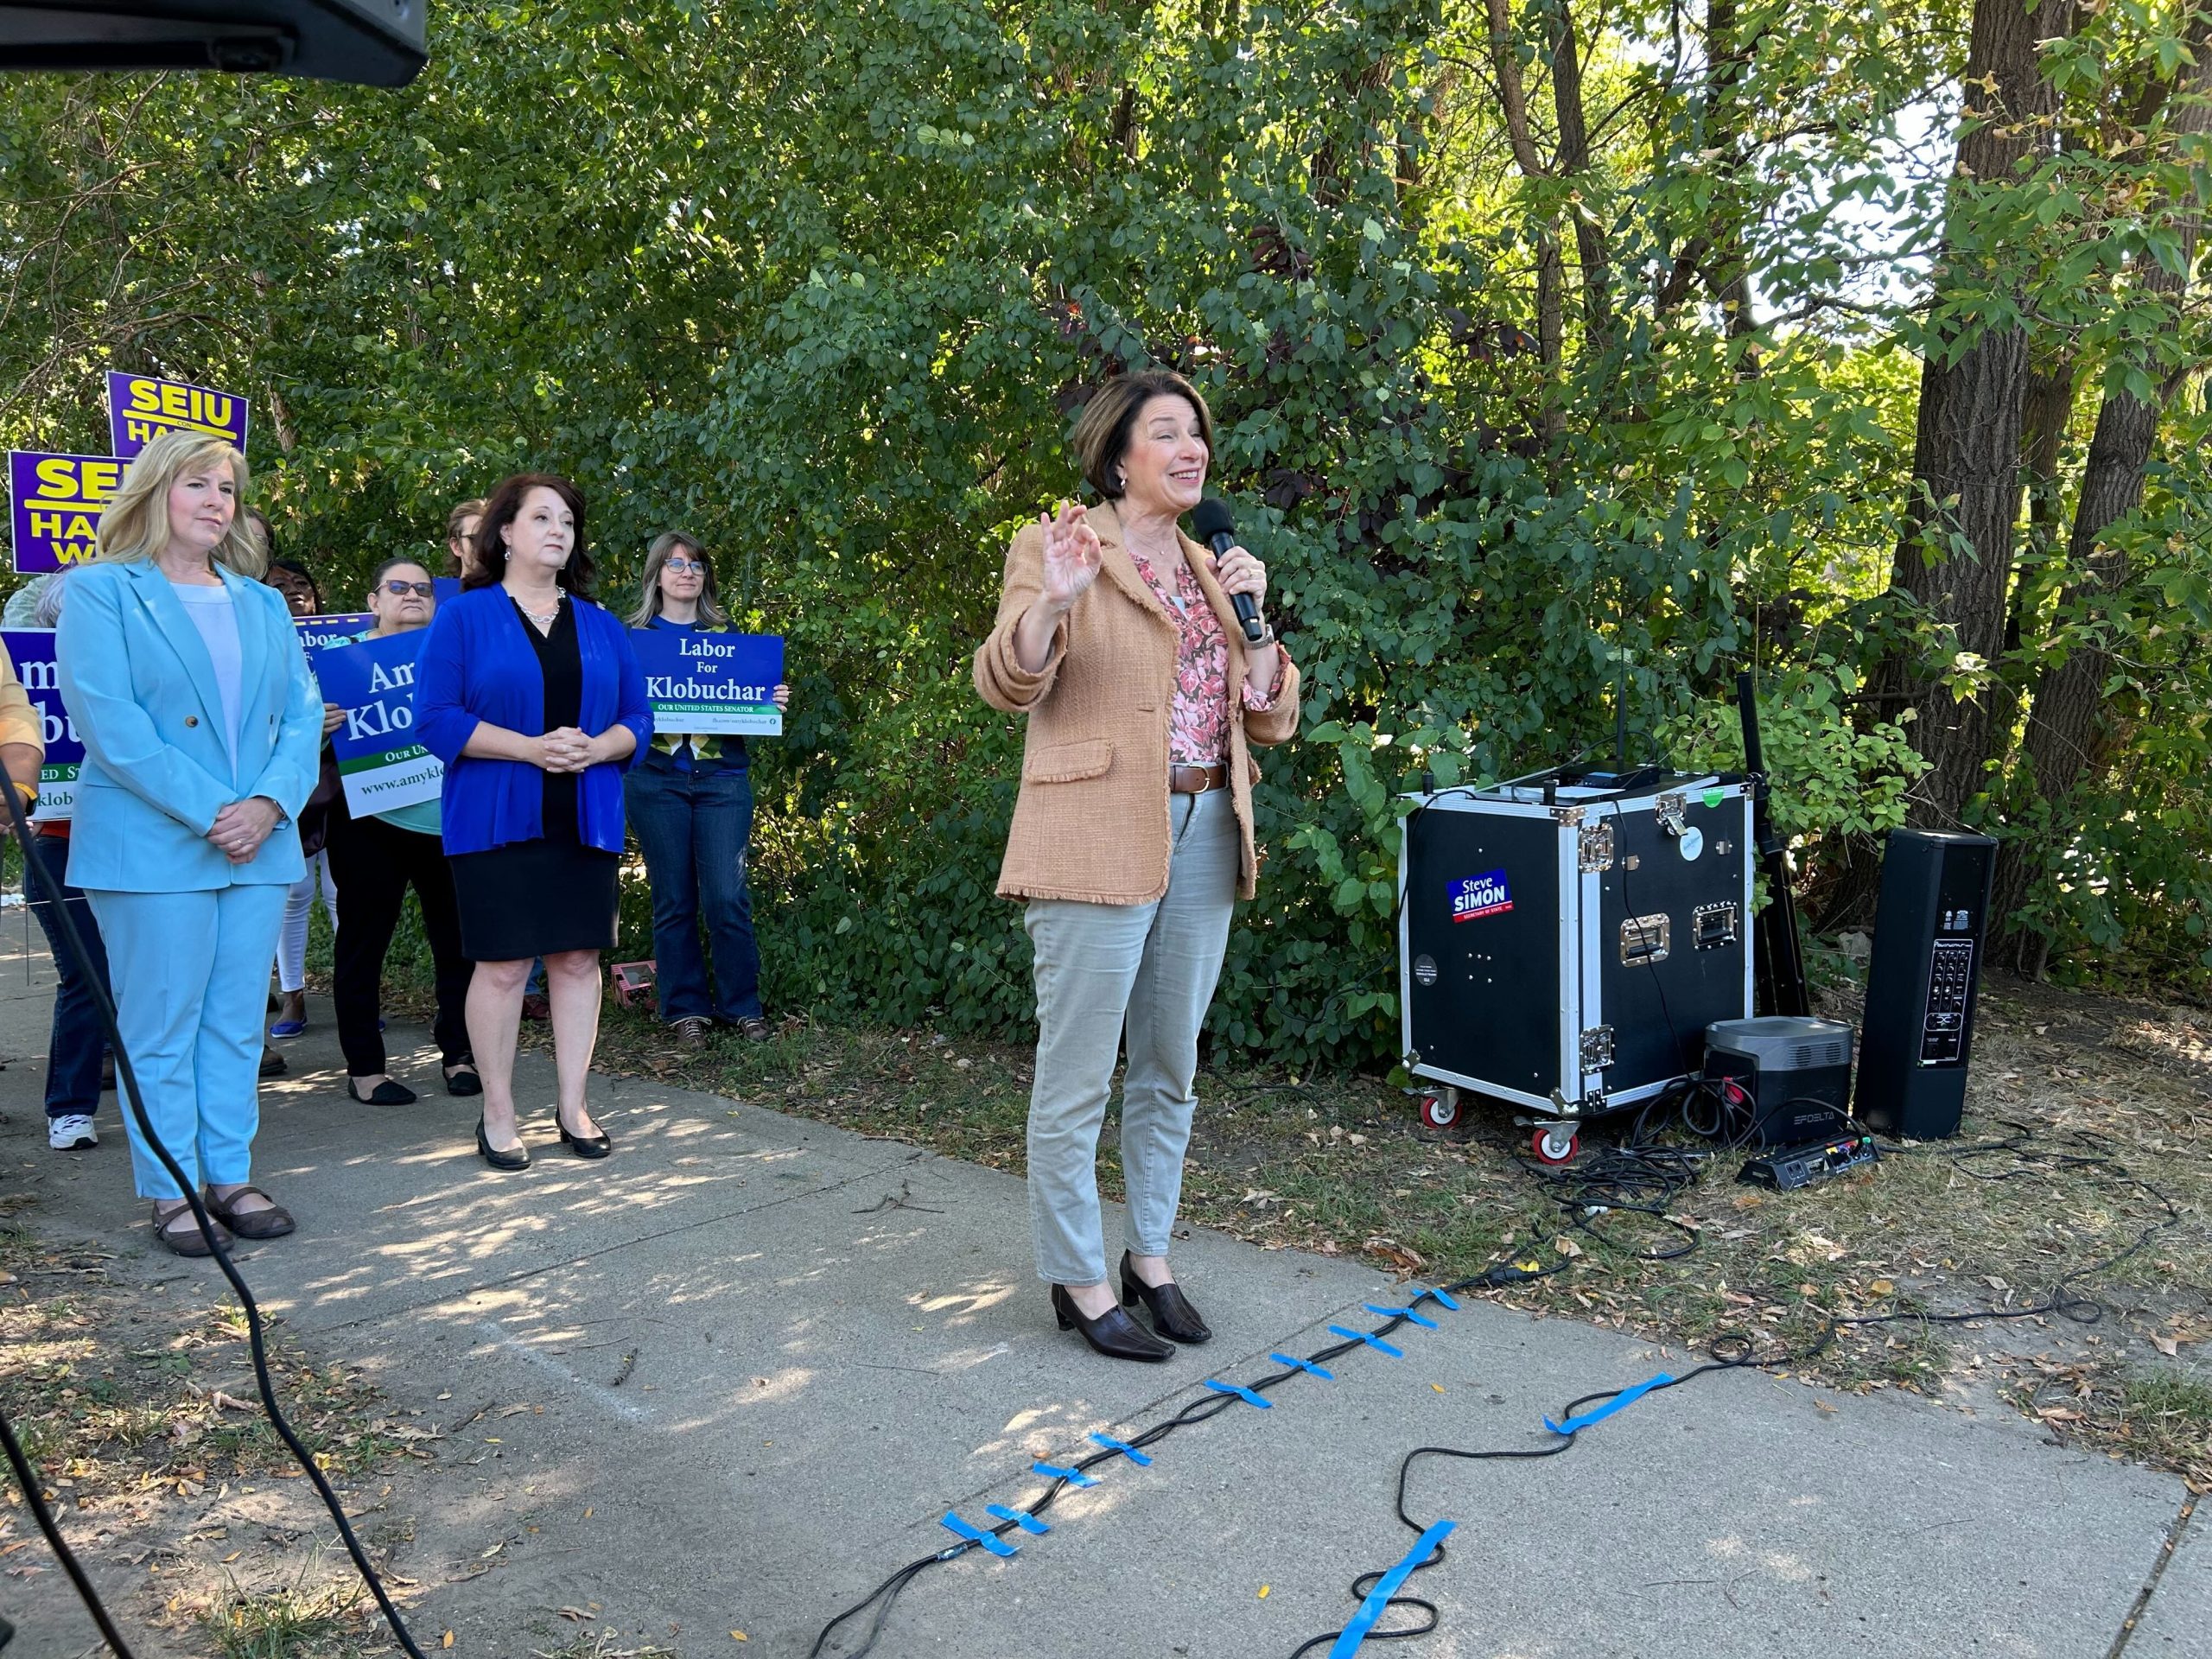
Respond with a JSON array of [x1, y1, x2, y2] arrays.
[[1039, 500, 1103, 613]]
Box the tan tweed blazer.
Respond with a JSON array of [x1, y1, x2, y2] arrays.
[[973, 501, 1301, 905]]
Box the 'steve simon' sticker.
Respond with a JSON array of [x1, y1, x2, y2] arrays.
[[1448, 870, 1513, 923]]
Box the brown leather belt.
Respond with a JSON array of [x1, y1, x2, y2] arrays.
[[1170, 763, 1229, 795]]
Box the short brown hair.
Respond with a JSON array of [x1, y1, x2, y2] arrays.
[[446, 497, 486, 543], [462, 474, 594, 594], [1070, 370, 1212, 500]]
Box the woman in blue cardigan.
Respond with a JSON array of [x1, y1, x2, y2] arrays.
[[416, 474, 651, 1171], [57, 429, 324, 1255]]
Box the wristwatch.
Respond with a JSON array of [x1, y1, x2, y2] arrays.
[[1246, 620, 1277, 649]]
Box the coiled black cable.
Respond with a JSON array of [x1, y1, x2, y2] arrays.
[[0, 782, 428, 1659]]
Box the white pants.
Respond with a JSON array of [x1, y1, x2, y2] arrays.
[[276, 849, 338, 994]]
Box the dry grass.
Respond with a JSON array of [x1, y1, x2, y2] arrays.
[[592, 969, 2212, 1486], [0, 1218, 434, 1641]]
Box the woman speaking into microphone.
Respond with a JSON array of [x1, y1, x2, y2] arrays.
[[973, 370, 1300, 1362]]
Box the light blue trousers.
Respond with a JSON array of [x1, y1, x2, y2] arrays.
[[86, 884, 288, 1200], [1023, 789, 1238, 1287]]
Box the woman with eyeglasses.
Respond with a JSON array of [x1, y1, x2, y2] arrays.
[[624, 534, 789, 1048], [321, 558, 477, 1104]]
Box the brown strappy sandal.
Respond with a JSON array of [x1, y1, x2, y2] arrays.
[[201, 1185, 296, 1241], [150, 1200, 232, 1258]]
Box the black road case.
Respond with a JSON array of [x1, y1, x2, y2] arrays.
[[1397, 773, 1754, 1156]]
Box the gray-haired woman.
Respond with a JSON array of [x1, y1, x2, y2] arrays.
[[623, 533, 790, 1047]]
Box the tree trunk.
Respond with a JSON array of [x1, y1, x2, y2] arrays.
[[1999, 3, 2212, 958], [1871, 0, 2076, 836], [1547, 0, 1612, 353]]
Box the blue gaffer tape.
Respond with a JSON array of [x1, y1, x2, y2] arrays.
[[1330, 1324, 1403, 1357], [1089, 1432, 1152, 1465], [1204, 1378, 1271, 1408], [940, 1510, 1017, 1557], [987, 1503, 1050, 1535], [1032, 1460, 1098, 1488], [1326, 1519, 1456, 1656], [1364, 1302, 1439, 1329], [1416, 1286, 1461, 1311], [1545, 1370, 1676, 1436], [1272, 1351, 1334, 1380]]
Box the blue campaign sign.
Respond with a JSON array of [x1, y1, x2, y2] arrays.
[[313, 630, 442, 815], [0, 628, 79, 817], [629, 627, 783, 736]]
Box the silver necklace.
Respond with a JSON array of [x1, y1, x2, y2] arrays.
[[513, 590, 562, 632]]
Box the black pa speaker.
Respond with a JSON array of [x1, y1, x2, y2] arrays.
[[1853, 829, 1996, 1140], [1, 0, 426, 85]]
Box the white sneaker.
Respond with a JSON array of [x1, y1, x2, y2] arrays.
[[48, 1114, 98, 1150]]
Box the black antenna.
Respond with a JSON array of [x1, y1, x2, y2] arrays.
[[1614, 571, 1630, 770]]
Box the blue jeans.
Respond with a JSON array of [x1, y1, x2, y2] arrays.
[[624, 755, 762, 1023], [26, 835, 111, 1122]]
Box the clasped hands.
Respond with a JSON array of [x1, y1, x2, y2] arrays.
[[207, 798, 281, 864], [536, 726, 607, 773]]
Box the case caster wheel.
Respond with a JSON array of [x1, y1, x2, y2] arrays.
[[1530, 1125, 1580, 1165], [1417, 1089, 1461, 1131]]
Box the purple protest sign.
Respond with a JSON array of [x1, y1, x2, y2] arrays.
[[8, 452, 126, 574], [106, 371, 251, 459]]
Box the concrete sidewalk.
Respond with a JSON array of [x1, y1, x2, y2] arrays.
[[0, 944, 2198, 1658]]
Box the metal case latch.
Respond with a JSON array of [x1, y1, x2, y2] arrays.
[[1579, 1026, 1615, 1070], [1619, 913, 1670, 965], [1577, 820, 1614, 872], [1654, 791, 1688, 838]]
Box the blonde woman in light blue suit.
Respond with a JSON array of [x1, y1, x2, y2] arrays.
[[57, 429, 324, 1257]]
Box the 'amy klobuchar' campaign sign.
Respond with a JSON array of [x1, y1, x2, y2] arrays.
[[630, 628, 784, 736], [8, 452, 126, 573], [107, 372, 251, 460], [0, 629, 84, 819], [313, 631, 442, 816]]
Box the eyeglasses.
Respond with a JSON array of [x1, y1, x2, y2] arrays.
[[664, 558, 706, 575], [381, 580, 435, 598]]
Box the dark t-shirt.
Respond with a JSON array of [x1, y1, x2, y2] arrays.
[[515, 595, 582, 844]]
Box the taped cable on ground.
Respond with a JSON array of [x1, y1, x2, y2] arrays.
[[806, 1271, 1551, 1658], [0, 785, 429, 1659]]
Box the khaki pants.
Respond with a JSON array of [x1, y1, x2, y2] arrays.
[[1022, 788, 1238, 1287]]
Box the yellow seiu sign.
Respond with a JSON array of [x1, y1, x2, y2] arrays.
[[106, 371, 251, 458], [8, 452, 125, 574]]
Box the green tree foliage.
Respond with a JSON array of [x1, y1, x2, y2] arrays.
[[3, 0, 2207, 1058]]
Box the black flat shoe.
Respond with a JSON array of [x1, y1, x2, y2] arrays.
[[475, 1118, 531, 1171], [443, 1063, 482, 1097], [346, 1077, 416, 1106], [1051, 1283, 1174, 1363], [1120, 1251, 1212, 1344], [556, 1111, 612, 1160]]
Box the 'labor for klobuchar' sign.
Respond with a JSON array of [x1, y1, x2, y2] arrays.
[[8, 452, 126, 574], [106, 372, 251, 459]]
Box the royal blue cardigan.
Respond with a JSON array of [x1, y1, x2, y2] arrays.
[[414, 586, 652, 857]]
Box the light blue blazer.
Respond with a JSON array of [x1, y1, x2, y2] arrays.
[[57, 561, 323, 893]]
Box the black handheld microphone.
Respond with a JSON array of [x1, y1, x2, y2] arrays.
[[1189, 497, 1265, 645]]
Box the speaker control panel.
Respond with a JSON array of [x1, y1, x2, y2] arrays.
[[1918, 938, 1975, 1065]]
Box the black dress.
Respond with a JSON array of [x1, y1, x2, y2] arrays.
[[448, 596, 621, 960]]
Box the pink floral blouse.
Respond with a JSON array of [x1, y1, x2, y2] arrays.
[[1126, 543, 1280, 766]]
